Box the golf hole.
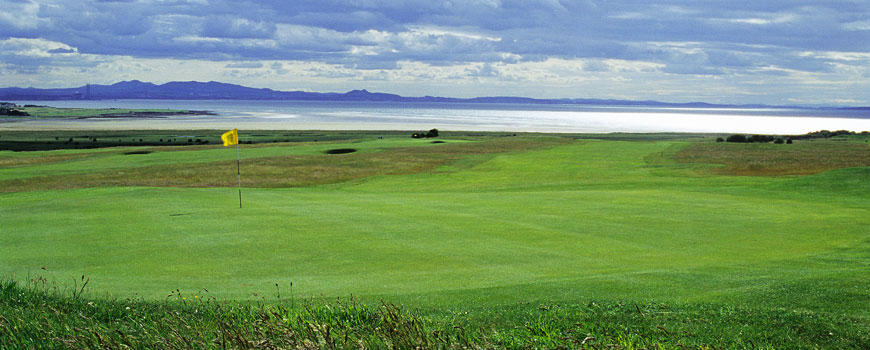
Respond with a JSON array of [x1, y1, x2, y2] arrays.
[[325, 148, 357, 154]]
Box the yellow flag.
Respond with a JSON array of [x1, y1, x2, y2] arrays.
[[221, 129, 239, 147]]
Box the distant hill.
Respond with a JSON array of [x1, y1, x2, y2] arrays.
[[0, 80, 851, 110]]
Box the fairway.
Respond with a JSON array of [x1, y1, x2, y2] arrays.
[[1, 135, 868, 323]]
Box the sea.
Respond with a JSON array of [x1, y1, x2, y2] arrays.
[[3, 100, 869, 134]]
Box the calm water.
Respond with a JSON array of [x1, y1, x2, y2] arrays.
[[3, 100, 869, 134]]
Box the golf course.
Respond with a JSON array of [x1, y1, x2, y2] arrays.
[[1, 130, 868, 348]]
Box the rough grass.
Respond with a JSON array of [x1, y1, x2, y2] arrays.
[[673, 137, 870, 176], [3, 278, 866, 349], [0, 151, 110, 167], [0, 136, 566, 192]]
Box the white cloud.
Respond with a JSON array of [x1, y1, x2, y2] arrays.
[[726, 13, 798, 25], [0, 38, 75, 57], [842, 20, 870, 31], [0, 0, 43, 31]]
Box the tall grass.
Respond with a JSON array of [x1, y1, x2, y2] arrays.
[[0, 136, 567, 192], [3, 277, 866, 349], [674, 137, 870, 176]]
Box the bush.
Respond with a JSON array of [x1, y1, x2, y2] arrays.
[[716, 137, 724, 142], [0, 108, 29, 116], [726, 134, 747, 143], [774, 138, 784, 144], [747, 134, 774, 143], [412, 128, 439, 138]]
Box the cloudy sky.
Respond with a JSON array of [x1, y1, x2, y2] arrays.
[[2, 0, 870, 105]]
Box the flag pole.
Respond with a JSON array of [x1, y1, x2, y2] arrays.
[[236, 142, 242, 208]]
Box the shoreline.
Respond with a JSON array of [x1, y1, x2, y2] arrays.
[[74, 110, 215, 119], [1, 116, 868, 134]]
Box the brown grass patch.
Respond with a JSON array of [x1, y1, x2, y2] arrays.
[[0, 151, 115, 168], [674, 140, 870, 176], [0, 137, 569, 192]]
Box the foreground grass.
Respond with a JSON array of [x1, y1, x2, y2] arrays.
[[3, 278, 866, 349]]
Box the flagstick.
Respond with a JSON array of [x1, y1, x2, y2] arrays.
[[236, 142, 242, 208]]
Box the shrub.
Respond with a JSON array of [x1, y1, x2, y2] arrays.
[[716, 137, 724, 142], [412, 129, 439, 138], [726, 134, 747, 143], [747, 135, 774, 143], [774, 138, 784, 144]]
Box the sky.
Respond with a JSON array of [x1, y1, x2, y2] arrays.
[[2, 0, 870, 105]]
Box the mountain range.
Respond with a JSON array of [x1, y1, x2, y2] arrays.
[[0, 80, 864, 110]]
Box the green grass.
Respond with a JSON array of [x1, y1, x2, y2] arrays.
[[1, 133, 868, 348]]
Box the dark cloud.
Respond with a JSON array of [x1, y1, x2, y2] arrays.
[[47, 47, 76, 53]]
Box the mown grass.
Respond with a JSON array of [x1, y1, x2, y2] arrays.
[[1, 132, 868, 348]]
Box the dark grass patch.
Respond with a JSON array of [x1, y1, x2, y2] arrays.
[[123, 150, 153, 155], [325, 148, 357, 154], [431, 140, 446, 144]]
